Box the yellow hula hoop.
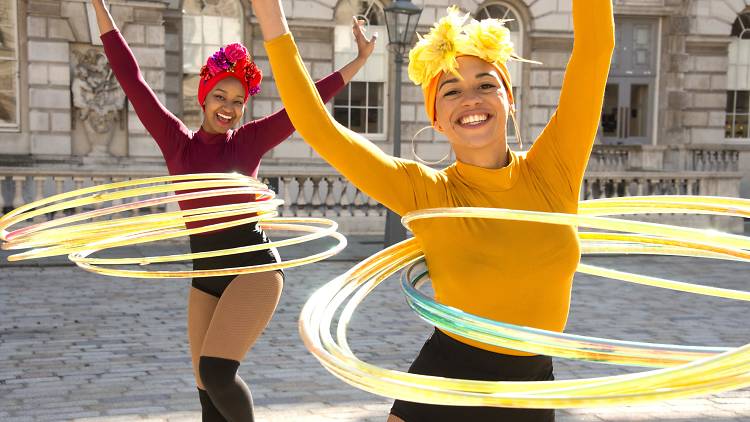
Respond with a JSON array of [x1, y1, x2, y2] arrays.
[[0, 173, 346, 277], [299, 196, 750, 408]]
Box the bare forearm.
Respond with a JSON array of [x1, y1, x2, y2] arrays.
[[92, 0, 117, 34], [338, 56, 366, 84], [252, 0, 289, 41]]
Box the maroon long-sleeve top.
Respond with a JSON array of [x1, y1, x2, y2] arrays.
[[100, 30, 345, 230]]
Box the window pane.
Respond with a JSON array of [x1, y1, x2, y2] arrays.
[[182, 16, 202, 44], [333, 107, 349, 127], [183, 44, 203, 73], [334, 88, 349, 107], [480, 5, 519, 31], [635, 50, 647, 65], [0, 60, 16, 125], [367, 82, 382, 106], [736, 91, 749, 113], [601, 84, 619, 137], [350, 108, 366, 133], [0, 0, 15, 126], [203, 16, 222, 44], [222, 17, 242, 45], [727, 91, 736, 111], [333, 3, 387, 136], [367, 108, 382, 133], [733, 13, 750, 39], [635, 27, 650, 46], [726, 115, 734, 138], [734, 114, 748, 138], [350, 82, 366, 107], [629, 84, 648, 137]]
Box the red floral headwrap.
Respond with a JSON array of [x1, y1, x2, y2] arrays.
[[197, 43, 262, 107]]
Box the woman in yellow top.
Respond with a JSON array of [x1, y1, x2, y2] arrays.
[[253, 0, 614, 420]]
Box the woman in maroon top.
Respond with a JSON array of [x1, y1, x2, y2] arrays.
[[91, 1, 375, 420]]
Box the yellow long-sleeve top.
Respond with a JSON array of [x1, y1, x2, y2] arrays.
[[266, 0, 614, 355]]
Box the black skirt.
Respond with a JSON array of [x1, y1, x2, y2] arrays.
[[390, 329, 555, 422], [189, 222, 280, 297]]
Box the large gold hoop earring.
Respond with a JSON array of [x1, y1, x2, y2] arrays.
[[411, 126, 451, 166], [510, 106, 524, 150]]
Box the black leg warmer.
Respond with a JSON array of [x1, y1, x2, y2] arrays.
[[198, 388, 228, 422], [199, 356, 254, 422]]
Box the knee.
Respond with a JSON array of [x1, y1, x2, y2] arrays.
[[199, 356, 240, 394]]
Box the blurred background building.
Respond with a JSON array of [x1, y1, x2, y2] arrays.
[[1, 0, 749, 234]]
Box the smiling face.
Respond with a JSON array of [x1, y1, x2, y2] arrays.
[[201, 77, 246, 134], [434, 56, 511, 168]]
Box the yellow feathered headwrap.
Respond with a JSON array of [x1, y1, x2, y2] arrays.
[[408, 6, 531, 125]]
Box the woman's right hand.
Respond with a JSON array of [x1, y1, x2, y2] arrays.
[[91, 0, 117, 35]]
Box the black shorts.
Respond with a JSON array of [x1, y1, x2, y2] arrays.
[[189, 222, 281, 298], [390, 329, 555, 422]]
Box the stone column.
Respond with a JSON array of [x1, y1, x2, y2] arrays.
[[27, 0, 75, 156], [658, 2, 690, 147]]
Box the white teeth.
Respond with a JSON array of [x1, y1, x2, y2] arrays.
[[460, 114, 488, 125], [217, 113, 232, 121]]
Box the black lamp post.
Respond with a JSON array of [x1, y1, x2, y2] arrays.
[[383, 0, 422, 247]]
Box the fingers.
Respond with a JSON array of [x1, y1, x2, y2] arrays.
[[351, 16, 368, 34], [351, 16, 379, 46]]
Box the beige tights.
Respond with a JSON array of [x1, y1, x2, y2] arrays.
[[187, 271, 283, 388]]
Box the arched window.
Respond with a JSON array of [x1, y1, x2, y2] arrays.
[[0, 0, 18, 129], [333, 0, 387, 137], [727, 11, 750, 139], [474, 3, 523, 140], [182, 0, 244, 129]]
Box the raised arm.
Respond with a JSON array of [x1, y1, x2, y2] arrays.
[[240, 72, 346, 154], [527, 0, 615, 196], [92, 0, 187, 159], [252, 0, 428, 215], [240, 19, 376, 155]]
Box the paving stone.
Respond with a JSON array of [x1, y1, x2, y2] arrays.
[[1, 239, 748, 420]]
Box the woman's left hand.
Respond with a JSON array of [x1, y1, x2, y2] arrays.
[[352, 17, 377, 61]]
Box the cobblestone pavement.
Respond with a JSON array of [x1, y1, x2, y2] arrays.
[[1, 237, 749, 421]]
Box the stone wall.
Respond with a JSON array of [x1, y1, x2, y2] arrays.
[[26, 0, 75, 156], [682, 0, 749, 145]]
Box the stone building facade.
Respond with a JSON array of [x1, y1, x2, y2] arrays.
[[1, 0, 750, 233]]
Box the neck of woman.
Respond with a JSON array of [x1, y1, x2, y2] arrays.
[[453, 142, 510, 170]]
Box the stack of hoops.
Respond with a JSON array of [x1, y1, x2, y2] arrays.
[[0, 173, 346, 277], [299, 196, 750, 408]]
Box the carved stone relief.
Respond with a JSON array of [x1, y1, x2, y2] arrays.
[[71, 46, 127, 157]]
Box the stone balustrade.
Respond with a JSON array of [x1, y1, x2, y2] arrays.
[[587, 144, 744, 173], [0, 167, 744, 234], [691, 148, 740, 172], [583, 170, 744, 232], [0, 168, 386, 234], [587, 145, 638, 172]]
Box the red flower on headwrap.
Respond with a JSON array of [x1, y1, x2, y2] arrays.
[[224, 43, 248, 62], [197, 42, 263, 107]]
